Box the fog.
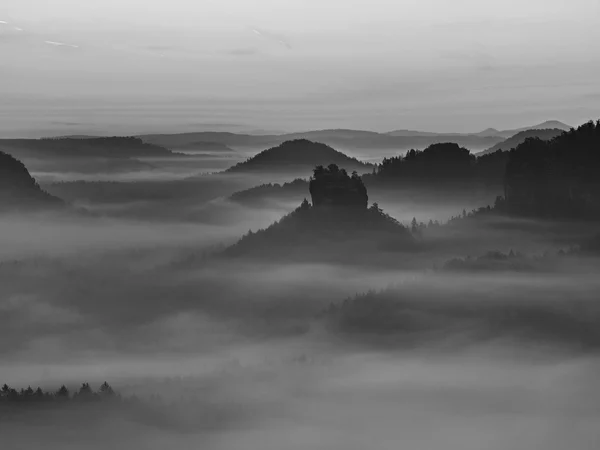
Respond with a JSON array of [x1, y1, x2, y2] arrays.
[[2, 2, 599, 446], [2, 193, 600, 448]]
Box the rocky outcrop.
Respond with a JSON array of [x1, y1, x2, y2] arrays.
[[309, 164, 368, 209]]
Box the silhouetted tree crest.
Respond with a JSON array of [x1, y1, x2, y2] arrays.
[[224, 165, 415, 260], [0, 150, 63, 209], [225, 139, 372, 173], [0, 382, 121, 404], [309, 164, 368, 209], [374, 143, 475, 182], [504, 120, 600, 218]]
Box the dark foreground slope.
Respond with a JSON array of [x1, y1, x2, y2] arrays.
[[225, 139, 373, 175], [0, 150, 63, 210]]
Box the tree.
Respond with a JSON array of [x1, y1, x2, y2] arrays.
[[411, 217, 418, 234], [56, 385, 70, 399], [34, 387, 44, 399], [99, 382, 115, 398]]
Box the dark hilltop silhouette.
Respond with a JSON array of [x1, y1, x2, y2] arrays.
[[228, 142, 508, 207], [225, 139, 373, 174], [0, 150, 63, 210], [224, 164, 414, 262], [309, 164, 368, 209], [502, 121, 600, 219]]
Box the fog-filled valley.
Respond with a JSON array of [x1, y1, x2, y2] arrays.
[[1, 119, 600, 450]]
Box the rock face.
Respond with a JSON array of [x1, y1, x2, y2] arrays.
[[309, 164, 368, 209]]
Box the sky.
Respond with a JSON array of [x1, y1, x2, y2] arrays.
[[1, 0, 599, 136]]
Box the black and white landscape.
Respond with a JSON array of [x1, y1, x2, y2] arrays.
[[1, 1, 600, 449]]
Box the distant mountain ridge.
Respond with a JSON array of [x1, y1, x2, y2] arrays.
[[168, 141, 235, 152], [140, 121, 572, 154], [0, 137, 178, 159], [478, 128, 565, 155], [386, 121, 572, 139], [491, 121, 572, 139], [140, 130, 504, 153]]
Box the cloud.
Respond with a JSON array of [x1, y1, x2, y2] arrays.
[[145, 45, 175, 52], [250, 27, 292, 49], [45, 40, 79, 49], [226, 48, 260, 56], [439, 49, 496, 71]]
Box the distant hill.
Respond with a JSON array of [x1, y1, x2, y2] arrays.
[[385, 129, 447, 137], [229, 178, 308, 206], [138, 122, 574, 156], [167, 141, 235, 153], [140, 130, 503, 153], [225, 140, 373, 174], [0, 150, 63, 210], [0, 137, 177, 160], [483, 121, 572, 139], [228, 142, 508, 208], [473, 128, 502, 138], [478, 128, 565, 155], [387, 121, 572, 140]]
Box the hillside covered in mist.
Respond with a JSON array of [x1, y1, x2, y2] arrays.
[[225, 164, 414, 261], [226, 139, 373, 175]]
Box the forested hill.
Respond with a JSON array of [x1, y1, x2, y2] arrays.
[[0, 137, 177, 159], [0, 150, 63, 209], [224, 165, 414, 262], [478, 128, 565, 155], [503, 120, 600, 218], [363, 142, 508, 189], [225, 139, 373, 174]]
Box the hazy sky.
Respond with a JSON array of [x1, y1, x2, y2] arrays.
[[1, 0, 599, 136]]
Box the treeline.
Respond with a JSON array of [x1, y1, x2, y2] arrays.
[[504, 120, 600, 218], [229, 178, 307, 204], [0, 382, 120, 404], [365, 120, 600, 219], [323, 276, 600, 347], [309, 164, 368, 209], [363, 142, 509, 188]]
